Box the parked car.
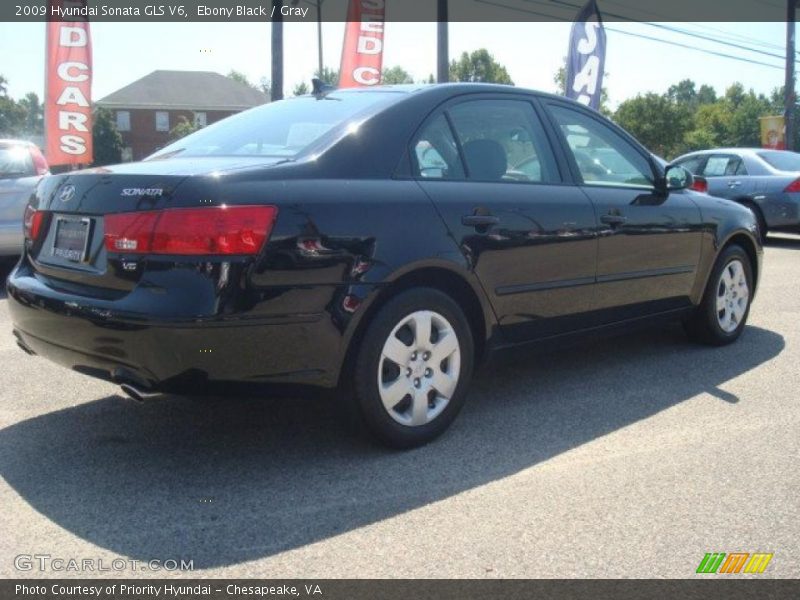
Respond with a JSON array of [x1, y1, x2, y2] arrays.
[[673, 148, 800, 241], [0, 140, 49, 258], [8, 84, 762, 448]]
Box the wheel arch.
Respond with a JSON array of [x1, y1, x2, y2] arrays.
[[337, 261, 496, 389]]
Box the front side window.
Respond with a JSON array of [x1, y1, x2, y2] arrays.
[[116, 110, 131, 132], [702, 154, 746, 177], [447, 99, 559, 183], [412, 114, 464, 180], [674, 155, 706, 175], [549, 105, 653, 188], [155, 111, 169, 132]]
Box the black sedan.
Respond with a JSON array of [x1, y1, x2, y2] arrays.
[[8, 84, 762, 448]]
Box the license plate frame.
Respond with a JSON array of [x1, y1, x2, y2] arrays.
[[52, 216, 92, 263]]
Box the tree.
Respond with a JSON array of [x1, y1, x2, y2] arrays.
[[227, 70, 256, 89], [0, 96, 25, 137], [315, 66, 339, 86], [19, 92, 43, 136], [169, 115, 200, 141], [420, 74, 436, 84], [382, 66, 414, 85], [292, 82, 310, 96], [614, 93, 690, 158], [92, 108, 123, 166], [0, 75, 7, 96], [449, 49, 513, 85]]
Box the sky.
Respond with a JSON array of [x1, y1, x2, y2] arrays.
[[0, 21, 787, 109]]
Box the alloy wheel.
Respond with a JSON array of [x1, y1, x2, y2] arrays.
[[377, 310, 461, 427], [716, 259, 750, 334]]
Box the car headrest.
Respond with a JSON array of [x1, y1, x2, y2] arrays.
[[462, 139, 508, 181]]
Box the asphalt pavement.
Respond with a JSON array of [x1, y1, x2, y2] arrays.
[[0, 236, 798, 579]]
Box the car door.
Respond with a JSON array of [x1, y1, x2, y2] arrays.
[[412, 95, 598, 342], [700, 153, 753, 199], [543, 101, 703, 320]]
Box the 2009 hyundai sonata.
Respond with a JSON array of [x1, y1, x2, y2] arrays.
[[8, 83, 762, 447]]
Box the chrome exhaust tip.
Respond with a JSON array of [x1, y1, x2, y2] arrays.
[[119, 383, 160, 403]]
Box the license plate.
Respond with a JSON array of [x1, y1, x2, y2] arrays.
[[52, 217, 92, 263]]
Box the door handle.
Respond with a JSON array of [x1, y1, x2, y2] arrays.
[[600, 214, 628, 226], [728, 181, 742, 188], [462, 214, 500, 228]]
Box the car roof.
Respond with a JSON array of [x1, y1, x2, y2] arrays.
[[0, 139, 36, 147], [308, 82, 575, 104]]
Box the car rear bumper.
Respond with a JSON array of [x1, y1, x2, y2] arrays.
[[7, 262, 355, 393]]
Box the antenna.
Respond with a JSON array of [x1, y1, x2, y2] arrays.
[[312, 78, 335, 96]]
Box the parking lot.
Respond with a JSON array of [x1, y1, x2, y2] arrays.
[[0, 236, 797, 579]]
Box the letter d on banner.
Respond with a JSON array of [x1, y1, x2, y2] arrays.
[[565, 0, 606, 111], [339, 0, 386, 88], [45, 0, 94, 166]]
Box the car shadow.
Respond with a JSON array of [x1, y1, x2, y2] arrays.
[[0, 323, 784, 570]]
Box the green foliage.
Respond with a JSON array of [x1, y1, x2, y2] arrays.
[[169, 115, 200, 141], [554, 60, 611, 117], [292, 81, 310, 96], [449, 49, 513, 85], [315, 67, 339, 86], [612, 79, 781, 160], [381, 66, 414, 85], [227, 70, 255, 88], [92, 107, 123, 167]]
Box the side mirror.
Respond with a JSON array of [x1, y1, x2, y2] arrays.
[[660, 164, 694, 192]]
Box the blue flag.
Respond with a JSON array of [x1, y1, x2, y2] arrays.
[[566, 0, 606, 111]]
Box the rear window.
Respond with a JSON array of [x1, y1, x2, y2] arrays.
[[147, 91, 403, 161], [0, 144, 34, 177], [758, 151, 800, 172]]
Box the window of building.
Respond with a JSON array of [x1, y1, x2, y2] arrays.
[[155, 111, 170, 132], [116, 111, 131, 132], [194, 112, 207, 128]]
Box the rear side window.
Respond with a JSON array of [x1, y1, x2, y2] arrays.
[[0, 145, 34, 177], [549, 105, 654, 188], [447, 99, 560, 183], [412, 114, 465, 180], [702, 155, 747, 177]]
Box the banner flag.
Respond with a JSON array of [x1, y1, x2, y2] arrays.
[[760, 116, 785, 149], [565, 0, 606, 110], [45, 0, 93, 166], [338, 0, 386, 88]]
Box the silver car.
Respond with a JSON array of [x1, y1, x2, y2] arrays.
[[673, 148, 800, 241], [0, 140, 49, 257]]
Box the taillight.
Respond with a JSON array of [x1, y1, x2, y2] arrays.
[[23, 205, 45, 241], [29, 147, 49, 176], [104, 206, 278, 256], [690, 178, 708, 194], [784, 178, 800, 193]]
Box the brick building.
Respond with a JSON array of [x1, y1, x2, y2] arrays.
[[95, 70, 268, 161]]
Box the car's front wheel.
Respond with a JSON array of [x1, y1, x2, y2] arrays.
[[353, 288, 474, 448], [684, 244, 753, 346]]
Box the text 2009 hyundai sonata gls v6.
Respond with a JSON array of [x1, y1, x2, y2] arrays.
[[8, 84, 762, 448]]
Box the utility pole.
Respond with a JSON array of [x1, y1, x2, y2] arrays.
[[786, 0, 796, 150], [437, 0, 449, 83], [317, 1, 324, 77], [272, 0, 284, 101]]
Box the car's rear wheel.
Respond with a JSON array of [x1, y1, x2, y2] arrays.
[[352, 288, 474, 448], [684, 244, 753, 346]]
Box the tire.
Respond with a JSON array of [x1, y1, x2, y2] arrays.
[[684, 244, 754, 346], [352, 287, 475, 449]]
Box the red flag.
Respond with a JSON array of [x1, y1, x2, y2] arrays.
[[45, 0, 93, 166], [338, 0, 386, 88]]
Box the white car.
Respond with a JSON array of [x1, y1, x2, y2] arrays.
[[0, 140, 49, 257]]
